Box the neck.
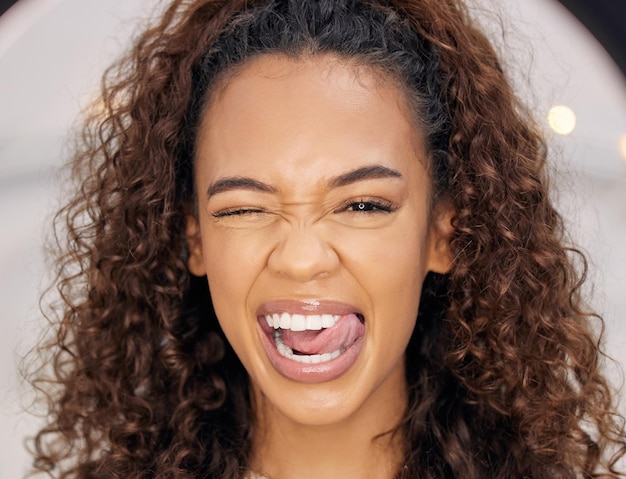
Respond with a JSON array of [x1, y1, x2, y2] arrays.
[[249, 369, 407, 479]]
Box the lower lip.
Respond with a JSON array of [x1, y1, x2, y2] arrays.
[[257, 322, 364, 384]]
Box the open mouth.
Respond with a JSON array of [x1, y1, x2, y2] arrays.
[[256, 301, 367, 383], [263, 312, 365, 364]]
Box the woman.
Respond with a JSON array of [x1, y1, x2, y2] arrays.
[[30, 0, 626, 477]]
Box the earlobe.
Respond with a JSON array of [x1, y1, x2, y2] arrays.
[[426, 199, 456, 274], [186, 215, 207, 276]]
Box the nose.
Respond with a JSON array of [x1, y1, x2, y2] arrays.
[[267, 223, 340, 282]]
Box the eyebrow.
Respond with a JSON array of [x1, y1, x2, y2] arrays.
[[206, 164, 403, 199], [327, 165, 403, 188], [207, 177, 278, 198]]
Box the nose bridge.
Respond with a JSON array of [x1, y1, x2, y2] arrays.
[[268, 220, 339, 281]]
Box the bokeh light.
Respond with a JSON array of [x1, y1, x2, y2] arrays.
[[620, 134, 626, 161], [548, 105, 577, 135]]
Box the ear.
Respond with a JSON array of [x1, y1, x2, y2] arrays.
[[426, 198, 456, 274], [186, 215, 207, 276]]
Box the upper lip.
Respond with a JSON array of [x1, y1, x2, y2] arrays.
[[256, 299, 363, 317]]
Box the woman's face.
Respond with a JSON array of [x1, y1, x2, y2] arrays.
[[188, 54, 453, 427]]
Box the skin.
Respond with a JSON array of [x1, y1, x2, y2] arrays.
[[187, 54, 454, 479]]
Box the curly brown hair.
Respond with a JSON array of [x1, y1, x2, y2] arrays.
[[28, 0, 626, 478]]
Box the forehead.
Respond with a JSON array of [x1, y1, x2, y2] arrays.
[[195, 54, 427, 183]]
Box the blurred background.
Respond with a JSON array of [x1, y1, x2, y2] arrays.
[[1, 0, 625, 477]]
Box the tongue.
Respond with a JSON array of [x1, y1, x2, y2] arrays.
[[281, 313, 364, 355]]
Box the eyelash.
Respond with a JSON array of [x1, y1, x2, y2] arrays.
[[334, 199, 397, 214], [212, 199, 397, 218], [212, 208, 266, 218]]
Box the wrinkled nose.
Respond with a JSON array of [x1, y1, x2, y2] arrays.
[[267, 224, 340, 282]]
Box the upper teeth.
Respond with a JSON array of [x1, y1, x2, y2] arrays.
[[264, 313, 340, 331]]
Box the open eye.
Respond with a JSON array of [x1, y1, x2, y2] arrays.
[[335, 199, 397, 214]]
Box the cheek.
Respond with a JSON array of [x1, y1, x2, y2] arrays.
[[335, 213, 429, 325], [201, 228, 269, 334], [200, 230, 274, 379], [338, 211, 429, 284]]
